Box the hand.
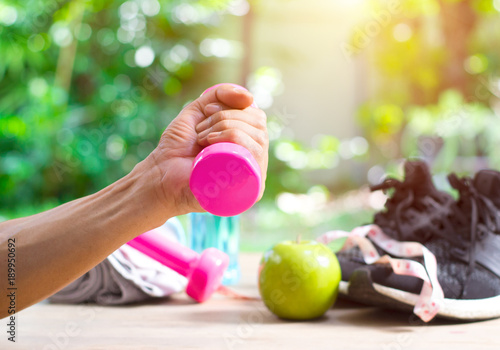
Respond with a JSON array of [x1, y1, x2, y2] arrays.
[[144, 84, 269, 217]]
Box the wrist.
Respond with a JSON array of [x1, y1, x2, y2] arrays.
[[146, 148, 203, 218], [105, 158, 174, 236]]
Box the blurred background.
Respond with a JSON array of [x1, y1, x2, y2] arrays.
[[1, 0, 500, 250]]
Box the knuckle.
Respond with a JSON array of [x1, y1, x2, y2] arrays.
[[255, 130, 267, 146], [257, 117, 267, 130], [217, 110, 230, 122], [252, 143, 265, 160], [218, 120, 232, 130], [249, 108, 267, 128], [260, 119, 268, 131], [258, 109, 267, 121], [256, 142, 265, 154], [227, 128, 242, 142]]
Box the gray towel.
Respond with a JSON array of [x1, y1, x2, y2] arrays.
[[49, 259, 151, 305]]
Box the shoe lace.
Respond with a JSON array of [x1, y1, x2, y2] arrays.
[[449, 173, 500, 239], [448, 173, 500, 297], [371, 178, 414, 236], [370, 178, 404, 192], [371, 177, 453, 242]]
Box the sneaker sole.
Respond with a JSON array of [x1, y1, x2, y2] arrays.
[[345, 268, 414, 313], [350, 268, 500, 321], [373, 283, 500, 321]]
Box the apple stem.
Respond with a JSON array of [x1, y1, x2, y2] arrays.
[[296, 234, 301, 244]]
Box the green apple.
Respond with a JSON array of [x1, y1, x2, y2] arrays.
[[258, 239, 341, 320]]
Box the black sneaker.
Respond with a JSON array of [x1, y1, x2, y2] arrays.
[[348, 169, 500, 321], [335, 160, 456, 298]]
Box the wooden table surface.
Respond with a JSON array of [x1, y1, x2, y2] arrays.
[[3, 253, 500, 350]]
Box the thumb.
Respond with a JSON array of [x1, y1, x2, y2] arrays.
[[199, 83, 255, 110]]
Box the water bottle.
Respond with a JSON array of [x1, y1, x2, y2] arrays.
[[189, 213, 240, 285]]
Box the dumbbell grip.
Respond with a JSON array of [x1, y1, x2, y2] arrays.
[[127, 230, 198, 277]]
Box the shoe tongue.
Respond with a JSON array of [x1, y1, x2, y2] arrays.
[[474, 170, 500, 200], [403, 161, 436, 194]]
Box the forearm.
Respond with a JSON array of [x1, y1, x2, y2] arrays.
[[0, 159, 170, 318]]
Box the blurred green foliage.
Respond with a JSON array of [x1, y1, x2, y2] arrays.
[[353, 0, 500, 174], [4, 0, 500, 226], [0, 0, 236, 210]]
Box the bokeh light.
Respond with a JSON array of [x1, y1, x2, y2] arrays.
[[0, 4, 17, 26], [120, 1, 139, 20], [134, 45, 155, 67], [100, 85, 118, 103], [464, 54, 489, 74], [161, 44, 191, 72], [28, 78, 48, 98], [248, 67, 283, 109], [227, 0, 250, 16], [106, 135, 126, 160], [173, 4, 200, 24], [199, 38, 242, 58], [27, 34, 46, 52], [140, 0, 161, 17], [75, 23, 92, 41], [367, 165, 386, 185], [276, 185, 329, 215], [50, 22, 73, 47], [393, 23, 412, 42]]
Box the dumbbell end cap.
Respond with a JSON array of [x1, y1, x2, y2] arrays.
[[186, 248, 229, 302]]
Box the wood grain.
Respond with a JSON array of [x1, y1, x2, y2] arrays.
[[2, 253, 500, 349]]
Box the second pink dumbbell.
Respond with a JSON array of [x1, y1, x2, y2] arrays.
[[127, 230, 229, 302]]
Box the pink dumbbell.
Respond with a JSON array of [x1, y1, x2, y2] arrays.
[[127, 230, 229, 302], [190, 83, 262, 217]]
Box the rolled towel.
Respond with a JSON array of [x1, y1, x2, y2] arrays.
[[49, 218, 188, 305]]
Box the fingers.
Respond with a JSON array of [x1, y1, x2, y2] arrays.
[[196, 107, 268, 159], [196, 108, 267, 133], [195, 106, 269, 200], [203, 126, 269, 200], [203, 103, 224, 116], [204, 128, 265, 160], [197, 119, 267, 148]]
